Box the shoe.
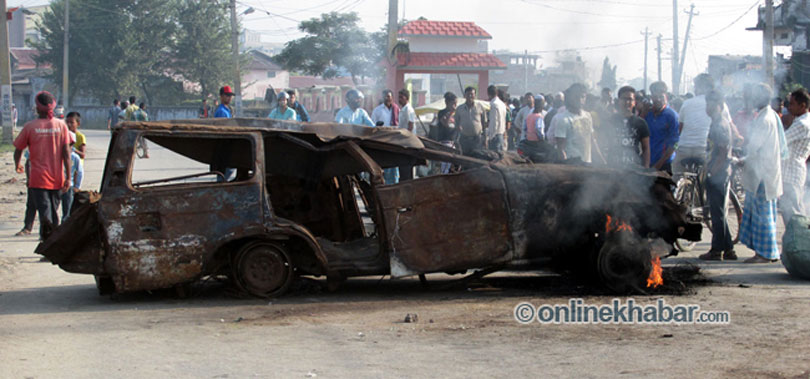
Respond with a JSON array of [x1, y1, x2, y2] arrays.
[[14, 228, 31, 236], [699, 250, 723, 261], [143, 153, 150, 159], [744, 255, 778, 263], [723, 250, 738, 260]]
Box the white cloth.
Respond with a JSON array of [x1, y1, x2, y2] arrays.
[[554, 109, 594, 163], [399, 103, 417, 133], [371, 104, 395, 126], [678, 95, 732, 148], [487, 97, 507, 138], [742, 106, 783, 201], [782, 112, 810, 188]]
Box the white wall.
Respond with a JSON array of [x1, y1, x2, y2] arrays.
[[407, 36, 482, 53]]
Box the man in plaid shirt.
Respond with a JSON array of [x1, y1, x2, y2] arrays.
[[781, 89, 810, 226]]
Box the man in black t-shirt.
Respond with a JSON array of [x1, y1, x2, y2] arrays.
[[605, 86, 651, 168], [432, 91, 458, 143]]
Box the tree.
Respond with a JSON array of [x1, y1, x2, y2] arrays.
[[173, 0, 234, 100], [33, 0, 215, 105], [275, 12, 379, 84], [598, 57, 617, 92], [33, 0, 130, 102]]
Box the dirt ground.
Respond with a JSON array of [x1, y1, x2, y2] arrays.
[[2, 131, 810, 378]]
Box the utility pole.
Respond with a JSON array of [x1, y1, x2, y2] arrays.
[[0, 0, 11, 143], [388, 0, 397, 55], [657, 34, 663, 84], [764, 0, 775, 90], [677, 4, 698, 93], [672, 0, 680, 95], [229, 0, 241, 116], [641, 28, 650, 92], [62, 0, 69, 108], [524, 49, 529, 94]]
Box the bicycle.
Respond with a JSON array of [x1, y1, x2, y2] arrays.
[[673, 157, 743, 252]]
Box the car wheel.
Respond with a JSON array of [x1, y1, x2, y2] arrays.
[[233, 241, 293, 298], [597, 231, 651, 293]]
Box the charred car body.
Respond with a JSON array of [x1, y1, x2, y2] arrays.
[[37, 118, 701, 296]]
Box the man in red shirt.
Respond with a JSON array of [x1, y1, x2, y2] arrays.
[[13, 91, 72, 241]]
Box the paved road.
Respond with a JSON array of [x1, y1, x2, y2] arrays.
[[1, 129, 808, 378]]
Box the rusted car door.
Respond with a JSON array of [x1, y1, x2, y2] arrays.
[[97, 130, 266, 291], [375, 166, 513, 277]]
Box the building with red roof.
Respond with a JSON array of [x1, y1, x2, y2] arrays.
[[385, 19, 505, 100]]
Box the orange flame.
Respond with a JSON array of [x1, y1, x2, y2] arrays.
[[605, 214, 633, 233], [647, 256, 664, 288]]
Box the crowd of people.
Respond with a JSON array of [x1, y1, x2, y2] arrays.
[[13, 78, 810, 266], [310, 75, 810, 265]]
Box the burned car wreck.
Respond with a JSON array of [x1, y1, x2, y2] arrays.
[[37, 118, 701, 297]]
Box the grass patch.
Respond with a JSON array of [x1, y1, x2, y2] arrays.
[[0, 142, 15, 153]]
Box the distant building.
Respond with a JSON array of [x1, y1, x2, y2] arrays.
[[708, 55, 765, 94], [748, 0, 810, 90], [242, 50, 290, 101], [489, 51, 540, 96], [10, 48, 55, 123], [240, 29, 285, 55], [8, 5, 48, 48]]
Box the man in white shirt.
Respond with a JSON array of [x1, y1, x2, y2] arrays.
[[781, 89, 810, 226], [555, 83, 604, 164], [486, 85, 507, 153], [739, 83, 784, 263], [371, 89, 397, 127], [397, 89, 418, 180], [673, 74, 734, 180]]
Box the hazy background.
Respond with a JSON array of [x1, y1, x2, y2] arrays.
[[11, 0, 786, 89]]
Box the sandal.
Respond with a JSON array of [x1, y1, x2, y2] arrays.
[[744, 255, 778, 263], [14, 228, 32, 236]]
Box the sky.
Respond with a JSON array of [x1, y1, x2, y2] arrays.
[[10, 0, 784, 91]]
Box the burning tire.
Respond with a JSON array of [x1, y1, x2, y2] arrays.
[[597, 229, 655, 293], [232, 241, 294, 298]]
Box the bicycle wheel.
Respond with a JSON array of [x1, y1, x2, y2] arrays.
[[702, 186, 744, 245], [728, 190, 743, 244], [674, 178, 700, 252]]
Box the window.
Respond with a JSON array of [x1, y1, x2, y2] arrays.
[[267, 71, 276, 78], [130, 133, 255, 189]]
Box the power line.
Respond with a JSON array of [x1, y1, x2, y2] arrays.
[[518, 0, 671, 19], [692, 0, 760, 41], [527, 39, 644, 54]]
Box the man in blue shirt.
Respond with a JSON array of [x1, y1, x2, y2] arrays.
[[215, 86, 235, 118], [645, 91, 679, 172], [106, 99, 120, 130], [335, 89, 374, 126], [213, 85, 235, 182]]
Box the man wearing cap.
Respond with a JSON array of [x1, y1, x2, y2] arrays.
[[13, 91, 72, 241], [215, 86, 235, 118], [268, 91, 298, 121], [213, 86, 236, 182]]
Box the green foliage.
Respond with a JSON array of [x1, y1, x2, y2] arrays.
[[275, 12, 381, 84], [33, 0, 234, 105], [173, 0, 235, 100]]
